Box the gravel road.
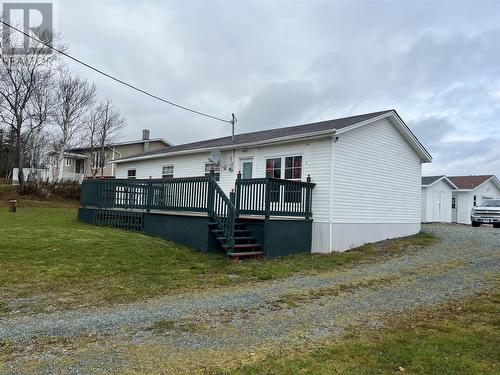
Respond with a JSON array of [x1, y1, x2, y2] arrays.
[[1, 224, 499, 374]]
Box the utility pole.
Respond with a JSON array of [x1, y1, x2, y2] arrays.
[[231, 113, 237, 144]]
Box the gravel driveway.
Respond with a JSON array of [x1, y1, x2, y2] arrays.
[[1, 224, 499, 373]]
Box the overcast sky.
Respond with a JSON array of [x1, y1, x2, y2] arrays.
[[48, 0, 500, 176]]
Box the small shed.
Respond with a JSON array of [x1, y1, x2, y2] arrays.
[[421, 176, 457, 223]]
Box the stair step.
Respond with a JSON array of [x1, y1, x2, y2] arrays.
[[223, 243, 262, 250], [216, 236, 256, 242], [227, 251, 264, 259], [211, 229, 250, 234]]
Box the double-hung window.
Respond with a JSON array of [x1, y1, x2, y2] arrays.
[[162, 165, 174, 179], [127, 169, 136, 179], [92, 152, 102, 170], [266, 155, 303, 203], [265, 158, 282, 178], [284, 156, 302, 179], [265, 156, 302, 180], [65, 158, 72, 167]]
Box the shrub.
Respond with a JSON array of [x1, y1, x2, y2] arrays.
[[21, 180, 81, 201]]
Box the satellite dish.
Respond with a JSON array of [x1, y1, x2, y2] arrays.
[[209, 149, 222, 164]]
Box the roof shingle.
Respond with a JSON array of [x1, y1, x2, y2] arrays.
[[116, 110, 394, 161], [447, 175, 495, 189]]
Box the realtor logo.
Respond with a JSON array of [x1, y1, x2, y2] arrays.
[[2, 2, 53, 55]]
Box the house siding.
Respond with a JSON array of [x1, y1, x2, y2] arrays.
[[329, 118, 422, 251]]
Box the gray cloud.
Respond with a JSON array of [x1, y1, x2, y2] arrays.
[[52, 0, 499, 176]]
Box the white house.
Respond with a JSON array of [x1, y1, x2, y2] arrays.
[[421, 175, 457, 223], [111, 110, 432, 252], [448, 175, 500, 224]]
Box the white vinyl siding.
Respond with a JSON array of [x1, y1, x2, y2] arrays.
[[329, 118, 422, 251], [331, 118, 422, 224]]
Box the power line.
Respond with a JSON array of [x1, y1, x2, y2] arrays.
[[0, 20, 233, 124]]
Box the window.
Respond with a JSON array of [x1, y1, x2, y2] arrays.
[[65, 158, 72, 166], [92, 152, 102, 169], [285, 156, 302, 179], [473, 195, 477, 206], [265, 158, 281, 178], [451, 197, 456, 209], [204, 163, 220, 181], [162, 165, 174, 179], [127, 169, 136, 179]]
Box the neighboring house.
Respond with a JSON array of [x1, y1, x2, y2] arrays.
[[421, 175, 457, 223], [48, 130, 172, 182], [448, 175, 500, 224], [11, 168, 50, 184], [108, 110, 432, 253]]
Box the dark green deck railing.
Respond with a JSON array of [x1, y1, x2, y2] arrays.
[[81, 174, 236, 249], [235, 173, 315, 219], [80, 172, 315, 250]]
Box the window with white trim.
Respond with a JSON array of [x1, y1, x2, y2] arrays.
[[162, 165, 174, 179], [65, 158, 72, 166], [92, 152, 102, 169], [473, 195, 477, 206], [284, 156, 302, 179], [204, 163, 220, 181], [266, 155, 302, 180], [127, 169, 136, 179], [265, 158, 281, 178]]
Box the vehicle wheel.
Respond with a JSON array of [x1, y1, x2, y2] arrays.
[[493, 223, 500, 228], [471, 221, 481, 227]]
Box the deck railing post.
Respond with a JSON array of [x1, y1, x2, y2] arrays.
[[146, 179, 153, 212], [235, 171, 241, 218], [207, 171, 215, 214], [305, 175, 312, 219], [264, 178, 271, 219]]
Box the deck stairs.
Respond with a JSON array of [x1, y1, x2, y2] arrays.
[[209, 220, 263, 259]]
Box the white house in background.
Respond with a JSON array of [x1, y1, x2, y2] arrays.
[[47, 130, 171, 182], [111, 110, 432, 252], [448, 175, 500, 224], [421, 176, 457, 223]]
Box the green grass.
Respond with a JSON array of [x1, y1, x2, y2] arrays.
[[218, 292, 500, 375], [0, 205, 438, 313]]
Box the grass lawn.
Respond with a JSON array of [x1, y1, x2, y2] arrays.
[[218, 292, 500, 375], [0, 202, 438, 314]]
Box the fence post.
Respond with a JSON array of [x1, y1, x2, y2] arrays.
[[235, 171, 241, 218], [264, 178, 271, 219], [305, 175, 312, 219]]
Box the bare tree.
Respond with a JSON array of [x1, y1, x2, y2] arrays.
[[26, 74, 56, 178], [0, 31, 57, 192], [52, 69, 95, 180], [86, 99, 125, 177], [84, 106, 102, 177]]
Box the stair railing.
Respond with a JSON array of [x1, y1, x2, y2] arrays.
[[207, 172, 235, 251]]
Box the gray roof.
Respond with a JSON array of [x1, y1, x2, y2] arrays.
[[115, 110, 394, 161], [422, 176, 445, 186]]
